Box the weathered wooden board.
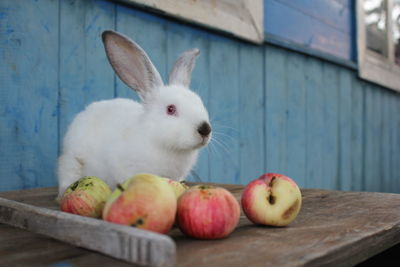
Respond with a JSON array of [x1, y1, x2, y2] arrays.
[[59, 0, 116, 138], [350, 77, 364, 192], [338, 69, 352, 191], [119, 0, 264, 44], [265, 0, 353, 60], [305, 57, 324, 189], [364, 85, 382, 192], [0, 0, 59, 190], [285, 52, 307, 187], [2, 185, 400, 266], [0, 196, 175, 267], [321, 63, 339, 190], [238, 43, 265, 182], [208, 37, 240, 184], [265, 46, 287, 174]]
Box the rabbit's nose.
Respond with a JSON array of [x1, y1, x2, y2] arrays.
[[197, 122, 212, 137]]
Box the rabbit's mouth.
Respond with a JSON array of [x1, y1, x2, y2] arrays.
[[198, 135, 211, 148]]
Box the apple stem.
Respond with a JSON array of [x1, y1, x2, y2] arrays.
[[269, 176, 276, 187], [117, 184, 125, 192], [70, 181, 79, 191]]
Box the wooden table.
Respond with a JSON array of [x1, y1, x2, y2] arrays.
[[1, 184, 400, 266]]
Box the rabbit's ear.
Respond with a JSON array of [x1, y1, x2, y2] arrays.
[[169, 48, 200, 88], [102, 30, 163, 100]]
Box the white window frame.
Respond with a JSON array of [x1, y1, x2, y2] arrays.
[[357, 0, 400, 92], [119, 0, 264, 44]]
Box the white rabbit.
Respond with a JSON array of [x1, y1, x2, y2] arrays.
[[57, 30, 211, 197]]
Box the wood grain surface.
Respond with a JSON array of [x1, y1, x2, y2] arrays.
[[1, 184, 400, 266], [0, 195, 175, 267]]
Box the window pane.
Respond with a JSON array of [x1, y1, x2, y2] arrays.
[[364, 0, 388, 56], [393, 0, 400, 65]]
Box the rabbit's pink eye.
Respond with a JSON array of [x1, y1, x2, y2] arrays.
[[166, 105, 177, 116]]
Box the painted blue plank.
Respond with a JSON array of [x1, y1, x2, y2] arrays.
[[305, 57, 325, 188], [165, 22, 211, 182], [0, 0, 59, 190], [350, 78, 364, 192], [321, 63, 339, 190], [364, 85, 382, 192], [381, 90, 392, 192], [392, 95, 400, 193], [238, 44, 265, 184], [274, 0, 352, 34], [285, 53, 307, 187], [265, 46, 287, 175], [265, 0, 352, 61], [338, 69, 352, 191], [208, 36, 240, 184], [115, 6, 168, 100], [59, 0, 116, 139]]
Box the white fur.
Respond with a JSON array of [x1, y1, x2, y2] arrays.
[[57, 31, 210, 197]]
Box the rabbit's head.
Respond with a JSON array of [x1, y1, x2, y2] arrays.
[[102, 30, 211, 151]]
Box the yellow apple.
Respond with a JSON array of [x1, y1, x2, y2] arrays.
[[102, 173, 177, 234]]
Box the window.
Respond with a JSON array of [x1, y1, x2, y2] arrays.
[[357, 0, 400, 91], [123, 0, 264, 44]]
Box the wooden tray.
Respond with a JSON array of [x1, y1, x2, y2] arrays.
[[1, 184, 400, 266]]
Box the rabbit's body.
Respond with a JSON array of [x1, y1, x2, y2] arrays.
[[58, 31, 211, 198], [59, 97, 199, 192]]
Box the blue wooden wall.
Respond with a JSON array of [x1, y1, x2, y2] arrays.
[[1, 0, 399, 193], [265, 0, 355, 61]]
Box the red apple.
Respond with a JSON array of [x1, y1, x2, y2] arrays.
[[176, 185, 240, 239], [102, 173, 177, 234], [60, 176, 112, 218], [241, 173, 302, 226]]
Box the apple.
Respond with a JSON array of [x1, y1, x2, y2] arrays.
[[102, 173, 177, 234], [60, 176, 112, 218], [176, 185, 240, 239], [241, 173, 302, 226], [103, 175, 187, 217], [160, 178, 189, 198]]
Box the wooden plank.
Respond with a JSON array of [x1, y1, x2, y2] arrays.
[[65, 252, 136, 267], [0, 224, 88, 266], [115, 6, 168, 100], [338, 69, 353, 191], [364, 85, 383, 192], [59, 0, 116, 139], [0, 197, 175, 267], [238, 43, 265, 184], [305, 57, 325, 188], [381, 90, 392, 193], [119, 0, 264, 44], [0, 0, 59, 190], [275, 0, 352, 33], [350, 77, 364, 192], [321, 63, 339, 189], [391, 95, 400, 193], [265, 46, 287, 174], [2, 186, 400, 266], [172, 189, 400, 267], [208, 36, 240, 184], [165, 22, 211, 182], [285, 52, 307, 187], [265, 0, 352, 60]]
